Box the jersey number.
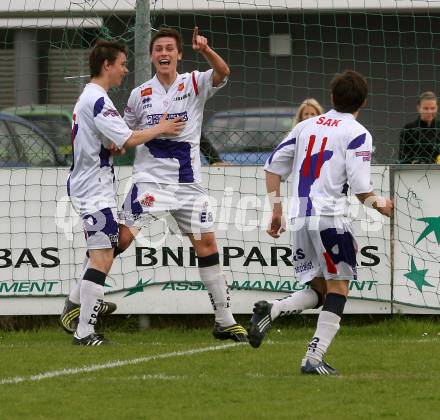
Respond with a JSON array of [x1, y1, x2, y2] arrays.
[[302, 134, 328, 178]]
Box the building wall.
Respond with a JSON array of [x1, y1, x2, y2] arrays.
[[1, 11, 440, 163]]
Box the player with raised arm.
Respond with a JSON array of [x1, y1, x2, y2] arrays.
[[64, 39, 185, 345], [248, 70, 393, 374], [117, 27, 248, 342]]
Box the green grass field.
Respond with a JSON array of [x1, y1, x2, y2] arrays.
[[0, 318, 439, 420]]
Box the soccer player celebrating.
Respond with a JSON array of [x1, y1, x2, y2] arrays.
[[118, 27, 248, 342], [248, 70, 393, 374], [65, 40, 185, 345]]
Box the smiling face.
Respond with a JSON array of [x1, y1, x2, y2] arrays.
[[151, 36, 182, 80], [417, 99, 438, 125], [107, 52, 129, 88]]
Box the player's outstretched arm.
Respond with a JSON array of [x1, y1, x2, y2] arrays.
[[266, 171, 286, 238], [124, 113, 185, 148], [356, 191, 394, 217], [192, 26, 230, 87]]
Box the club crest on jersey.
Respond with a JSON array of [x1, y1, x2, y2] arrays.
[[141, 87, 152, 96], [178, 82, 185, 91], [140, 194, 155, 207], [163, 100, 170, 107]]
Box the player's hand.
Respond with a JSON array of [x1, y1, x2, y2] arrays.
[[157, 112, 186, 136], [107, 143, 126, 156], [376, 198, 394, 217], [192, 27, 208, 52], [267, 212, 286, 238]]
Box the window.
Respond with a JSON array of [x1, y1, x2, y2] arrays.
[[0, 121, 19, 166], [9, 122, 56, 166]]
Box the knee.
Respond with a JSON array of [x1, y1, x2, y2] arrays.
[[118, 225, 135, 252], [193, 233, 218, 257]]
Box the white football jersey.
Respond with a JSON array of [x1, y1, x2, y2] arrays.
[[265, 109, 373, 218], [124, 69, 226, 184], [68, 83, 133, 215]]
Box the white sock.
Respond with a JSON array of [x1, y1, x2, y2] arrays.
[[76, 280, 104, 338], [305, 310, 341, 364], [270, 289, 319, 320], [69, 256, 89, 305], [199, 265, 236, 327]]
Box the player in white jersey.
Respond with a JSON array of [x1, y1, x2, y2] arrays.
[[116, 27, 247, 342], [63, 40, 185, 346], [248, 70, 393, 374]]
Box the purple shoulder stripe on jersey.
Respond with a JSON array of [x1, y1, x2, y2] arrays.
[[347, 133, 366, 150], [298, 150, 333, 216], [83, 207, 119, 246], [93, 97, 105, 118], [267, 137, 296, 165], [320, 228, 357, 274], [146, 139, 194, 183], [99, 145, 111, 168], [341, 182, 349, 195]]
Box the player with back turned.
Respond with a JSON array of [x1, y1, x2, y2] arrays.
[[248, 70, 393, 374], [116, 27, 248, 342]]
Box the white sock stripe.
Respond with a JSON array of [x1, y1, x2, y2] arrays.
[[0, 343, 239, 385]]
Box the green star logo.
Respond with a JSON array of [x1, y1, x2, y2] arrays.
[[124, 278, 151, 297], [416, 217, 440, 245], [404, 257, 433, 292]]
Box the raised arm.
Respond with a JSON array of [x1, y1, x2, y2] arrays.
[[192, 26, 230, 87]]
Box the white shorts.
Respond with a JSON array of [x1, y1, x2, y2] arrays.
[[120, 182, 215, 235], [290, 216, 358, 285]]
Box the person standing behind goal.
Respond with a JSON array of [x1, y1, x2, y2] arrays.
[[248, 70, 393, 374], [65, 39, 185, 346], [116, 26, 248, 342]]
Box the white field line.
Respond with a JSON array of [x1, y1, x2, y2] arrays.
[[0, 342, 239, 385]]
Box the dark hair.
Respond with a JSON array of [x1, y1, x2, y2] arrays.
[[331, 70, 368, 113], [150, 27, 183, 54], [418, 91, 437, 105], [89, 39, 128, 78]]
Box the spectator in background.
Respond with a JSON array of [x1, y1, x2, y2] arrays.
[[292, 98, 324, 128], [399, 91, 440, 164]]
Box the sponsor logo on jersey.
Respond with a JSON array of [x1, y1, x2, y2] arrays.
[[146, 111, 188, 125], [141, 87, 152, 96], [173, 92, 191, 101], [178, 82, 185, 91], [142, 97, 153, 109], [140, 194, 155, 207], [355, 151, 371, 161], [103, 109, 120, 117]]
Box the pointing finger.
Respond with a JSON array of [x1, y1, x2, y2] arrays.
[[192, 26, 198, 43]]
